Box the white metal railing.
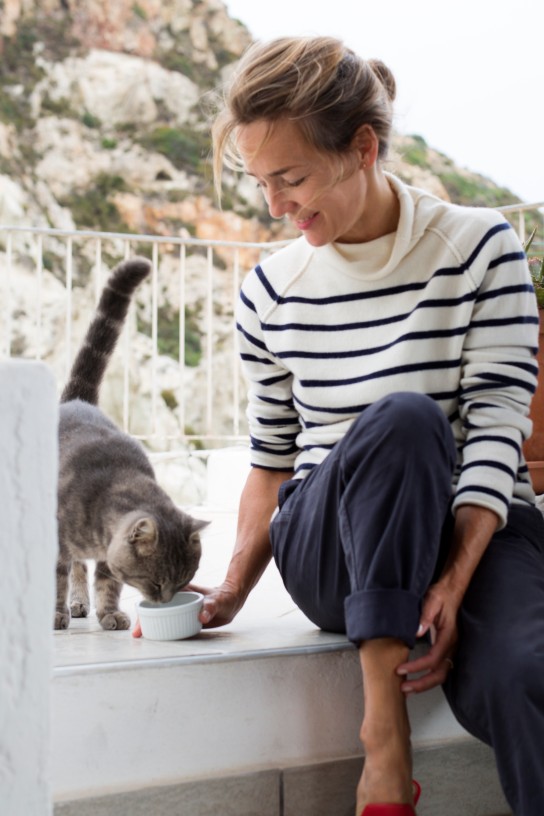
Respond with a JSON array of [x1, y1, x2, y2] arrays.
[[497, 200, 544, 245], [1, 200, 543, 453], [0, 224, 289, 452]]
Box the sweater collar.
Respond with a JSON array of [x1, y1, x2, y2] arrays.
[[314, 173, 420, 280]]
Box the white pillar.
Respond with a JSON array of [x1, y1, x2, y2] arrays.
[[0, 360, 58, 816]]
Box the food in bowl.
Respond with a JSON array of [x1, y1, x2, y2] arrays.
[[137, 591, 204, 640]]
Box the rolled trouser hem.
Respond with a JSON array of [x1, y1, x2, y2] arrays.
[[344, 588, 421, 648]]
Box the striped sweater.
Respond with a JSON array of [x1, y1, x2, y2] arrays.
[[236, 174, 539, 526]]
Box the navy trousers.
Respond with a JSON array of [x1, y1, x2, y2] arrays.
[[269, 392, 544, 816]]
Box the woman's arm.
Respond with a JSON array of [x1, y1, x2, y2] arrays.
[[395, 220, 537, 687], [195, 466, 294, 628]]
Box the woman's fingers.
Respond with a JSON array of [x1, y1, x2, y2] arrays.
[[397, 629, 457, 693], [200, 596, 218, 625], [197, 583, 244, 628], [400, 658, 452, 694]]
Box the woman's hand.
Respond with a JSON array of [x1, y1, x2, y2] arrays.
[[395, 578, 461, 693], [189, 580, 246, 628]]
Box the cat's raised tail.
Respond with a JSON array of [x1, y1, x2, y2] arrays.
[[61, 257, 152, 405]]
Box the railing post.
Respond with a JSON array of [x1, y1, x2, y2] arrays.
[[2, 230, 13, 357], [232, 247, 241, 437], [35, 233, 43, 360], [206, 245, 214, 437], [178, 243, 187, 434], [64, 237, 73, 380], [150, 241, 159, 437]]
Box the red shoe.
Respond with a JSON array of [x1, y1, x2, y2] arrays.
[[360, 780, 421, 816]]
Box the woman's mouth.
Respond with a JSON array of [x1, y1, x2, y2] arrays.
[[295, 212, 319, 231]]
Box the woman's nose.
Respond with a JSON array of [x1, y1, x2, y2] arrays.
[[267, 188, 293, 219]]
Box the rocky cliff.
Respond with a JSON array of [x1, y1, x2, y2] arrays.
[[0, 0, 288, 242], [0, 0, 522, 238]]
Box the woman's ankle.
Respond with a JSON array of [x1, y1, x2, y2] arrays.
[[360, 686, 412, 752]]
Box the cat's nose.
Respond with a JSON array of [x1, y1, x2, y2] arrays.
[[160, 588, 176, 603], [147, 587, 163, 603]]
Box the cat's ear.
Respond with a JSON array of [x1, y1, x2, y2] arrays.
[[191, 518, 210, 534], [188, 518, 209, 549], [128, 516, 158, 557]]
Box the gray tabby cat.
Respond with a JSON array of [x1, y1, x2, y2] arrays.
[[56, 257, 208, 631]]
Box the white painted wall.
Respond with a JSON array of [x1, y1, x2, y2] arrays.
[[0, 361, 58, 816]]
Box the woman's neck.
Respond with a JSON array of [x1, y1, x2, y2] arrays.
[[354, 168, 400, 243]]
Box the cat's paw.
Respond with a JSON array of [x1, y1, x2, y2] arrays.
[[70, 601, 90, 618], [54, 608, 71, 630], [98, 610, 131, 630]]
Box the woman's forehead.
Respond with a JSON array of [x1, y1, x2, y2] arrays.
[[236, 119, 315, 175]]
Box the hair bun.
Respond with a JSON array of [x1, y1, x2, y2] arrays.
[[368, 59, 396, 102]]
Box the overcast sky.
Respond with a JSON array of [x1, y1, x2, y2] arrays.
[[225, 0, 543, 204]]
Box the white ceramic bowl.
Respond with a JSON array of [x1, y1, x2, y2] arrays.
[[137, 591, 204, 640]]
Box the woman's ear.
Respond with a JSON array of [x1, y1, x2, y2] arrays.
[[352, 124, 379, 169]]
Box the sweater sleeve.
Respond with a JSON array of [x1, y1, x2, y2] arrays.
[[452, 221, 539, 526], [236, 275, 301, 471]]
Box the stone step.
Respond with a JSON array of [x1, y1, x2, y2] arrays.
[[53, 744, 510, 816]]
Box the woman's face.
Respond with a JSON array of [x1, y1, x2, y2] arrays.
[[237, 118, 372, 246]]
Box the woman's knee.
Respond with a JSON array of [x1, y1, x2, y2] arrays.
[[347, 391, 456, 470], [376, 392, 452, 444]]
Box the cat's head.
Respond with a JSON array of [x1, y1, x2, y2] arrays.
[[107, 509, 209, 602]]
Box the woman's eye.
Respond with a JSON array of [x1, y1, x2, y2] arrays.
[[286, 177, 306, 188]]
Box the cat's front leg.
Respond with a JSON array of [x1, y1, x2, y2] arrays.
[[70, 560, 91, 618], [94, 560, 130, 630], [55, 559, 71, 630]]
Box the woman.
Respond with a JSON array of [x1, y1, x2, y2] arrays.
[[202, 37, 544, 814]]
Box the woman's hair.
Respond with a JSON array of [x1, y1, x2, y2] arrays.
[[212, 36, 396, 193]]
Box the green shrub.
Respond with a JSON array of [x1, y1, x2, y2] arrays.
[[0, 88, 31, 130], [116, 122, 138, 135], [158, 51, 196, 80], [402, 137, 430, 169], [138, 304, 203, 366], [139, 126, 210, 172], [41, 94, 77, 118], [438, 171, 518, 208], [161, 389, 178, 410], [82, 111, 101, 129], [61, 173, 129, 231], [132, 3, 147, 19], [0, 21, 42, 83]]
